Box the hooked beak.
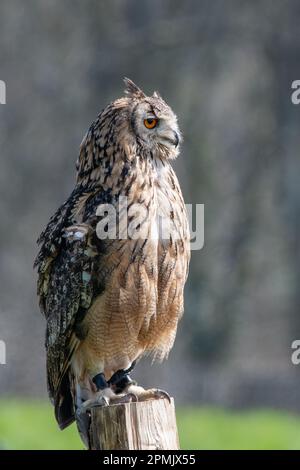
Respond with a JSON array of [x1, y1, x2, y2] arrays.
[[173, 131, 180, 148], [159, 130, 181, 148]]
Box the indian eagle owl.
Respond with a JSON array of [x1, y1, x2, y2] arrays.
[[35, 78, 190, 446]]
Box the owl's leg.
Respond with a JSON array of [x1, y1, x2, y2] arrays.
[[108, 363, 171, 403], [76, 373, 110, 411], [75, 372, 137, 448], [75, 374, 111, 449], [108, 361, 136, 394], [80, 372, 137, 410], [92, 372, 111, 404]]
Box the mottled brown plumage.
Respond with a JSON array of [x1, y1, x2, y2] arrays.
[[35, 79, 190, 439]]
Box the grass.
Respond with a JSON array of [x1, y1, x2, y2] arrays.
[[1, 401, 300, 449]]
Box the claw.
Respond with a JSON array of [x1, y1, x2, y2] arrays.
[[127, 392, 138, 402], [152, 389, 171, 403], [112, 392, 138, 404], [92, 395, 110, 408], [78, 394, 109, 414]]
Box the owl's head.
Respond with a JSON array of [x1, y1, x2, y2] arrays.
[[123, 78, 181, 159]]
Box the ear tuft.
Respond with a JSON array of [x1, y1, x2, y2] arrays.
[[123, 77, 146, 99], [153, 90, 162, 99]]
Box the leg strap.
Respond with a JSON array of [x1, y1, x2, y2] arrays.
[[108, 361, 137, 393], [92, 372, 108, 391]]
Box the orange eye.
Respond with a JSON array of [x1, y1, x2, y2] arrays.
[[144, 118, 158, 129]]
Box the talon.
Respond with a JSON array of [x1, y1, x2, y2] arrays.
[[94, 395, 110, 407], [153, 389, 171, 403], [78, 393, 110, 413], [115, 393, 138, 403], [123, 392, 138, 403], [111, 392, 138, 404]]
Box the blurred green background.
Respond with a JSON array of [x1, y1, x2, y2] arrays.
[[2, 402, 300, 450], [1, 0, 300, 450]]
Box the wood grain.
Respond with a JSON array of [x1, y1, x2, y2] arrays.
[[89, 398, 179, 450]]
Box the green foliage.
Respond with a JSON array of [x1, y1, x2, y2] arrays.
[[1, 401, 300, 450], [0, 401, 82, 450], [177, 408, 300, 450]]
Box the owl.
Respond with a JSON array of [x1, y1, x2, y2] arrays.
[[35, 78, 190, 446]]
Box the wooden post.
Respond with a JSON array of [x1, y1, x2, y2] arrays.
[[89, 398, 180, 450]]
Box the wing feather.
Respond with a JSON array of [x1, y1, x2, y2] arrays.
[[36, 222, 96, 400]]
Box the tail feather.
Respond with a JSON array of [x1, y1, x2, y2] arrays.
[[54, 372, 75, 430], [54, 368, 92, 448]]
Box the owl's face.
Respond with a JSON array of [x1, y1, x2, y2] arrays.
[[124, 79, 181, 159]]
